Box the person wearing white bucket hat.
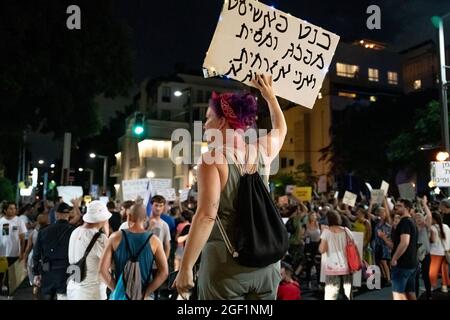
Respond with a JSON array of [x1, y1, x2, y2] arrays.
[[67, 201, 111, 300]]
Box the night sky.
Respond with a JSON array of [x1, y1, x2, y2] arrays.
[[112, 0, 450, 83]]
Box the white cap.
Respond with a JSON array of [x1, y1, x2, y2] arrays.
[[83, 200, 112, 224]]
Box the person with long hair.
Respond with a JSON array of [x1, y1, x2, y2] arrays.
[[319, 210, 354, 300], [174, 74, 287, 300], [374, 206, 392, 286], [303, 212, 321, 289], [429, 211, 450, 293]]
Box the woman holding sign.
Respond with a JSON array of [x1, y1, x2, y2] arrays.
[[174, 74, 287, 300]]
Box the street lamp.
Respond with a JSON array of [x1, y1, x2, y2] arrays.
[[89, 153, 108, 195], [50, 163, 55, 169], [38, 160, 44, 165], [431, 14, 450, 159], [436, 151, 450, 162], [174, 88, 193, 163]]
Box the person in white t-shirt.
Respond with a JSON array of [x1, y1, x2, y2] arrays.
[[67, 200, 111, 300], [0, 201, 27, 293]]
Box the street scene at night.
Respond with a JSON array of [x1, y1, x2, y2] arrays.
[[2, 0, 450, 308]]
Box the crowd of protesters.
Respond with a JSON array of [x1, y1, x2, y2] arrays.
[[277, 189, 450, 300], [2, 183, 450, 301], [0, 195, 194, 300]]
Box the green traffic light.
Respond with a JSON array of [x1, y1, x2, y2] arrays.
[[431, 16, 442, 29], [134, 126, 144, 135]]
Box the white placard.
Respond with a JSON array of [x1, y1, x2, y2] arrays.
[[371, 189, 385, 205], [380, 180, 389, 196], [342, 191, 357, 207], [121, 178, 151, 206], [320, 231, 363, 287], [318, 175, 327, 193], [150, 179, 172, 192], [431, 161, 450, 187], [285, 185, 295, 195], [398, 183, 415, 201], [57, 186, 83, 205], [155, 188, 177, 202], [179, 189, 190, 202], [203, 0, 340, 109]]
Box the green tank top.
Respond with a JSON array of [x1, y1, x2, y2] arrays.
[[208, 146, 269, 243]]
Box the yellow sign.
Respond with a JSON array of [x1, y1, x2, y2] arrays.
[[83, 195, 92, 204], [294, 187, 312, 202]]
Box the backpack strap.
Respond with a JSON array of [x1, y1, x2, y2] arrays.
[[121, 230, 152, 260]]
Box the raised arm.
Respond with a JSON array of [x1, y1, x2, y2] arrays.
[[422, 196, 432, 228], [253, 74, 287, 162]]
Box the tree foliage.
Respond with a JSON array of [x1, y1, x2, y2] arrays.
[[0, 0, 134, 178]]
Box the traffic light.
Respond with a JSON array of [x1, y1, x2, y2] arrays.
[[133, 112, 145, 136]]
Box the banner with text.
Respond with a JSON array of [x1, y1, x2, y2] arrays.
[[431, 161, 450, 187], [203, 0, 340, 108]]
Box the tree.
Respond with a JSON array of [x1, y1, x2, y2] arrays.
[[387, 100, 445, 170], [0, 0, 134, 179], [0, 178, 15, 202], [321, 89, 439, 185]]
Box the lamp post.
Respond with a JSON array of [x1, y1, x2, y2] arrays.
[[432, 14, 450, 196], [89, 153, 108, 195], [174, 88, 194, 164]]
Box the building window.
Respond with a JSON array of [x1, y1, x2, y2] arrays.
[[162, 86, 171, 103], [388, 71, 398, 85], [196, 90, 203, 103], [289, 159, 294, 167], [281, 158, 287, 169], [368, 68, 379, 82], [336, 63, 359, 78], [370, 96, 377, 102], [338, 92, 357, 99], [414, 79, 422, 90]]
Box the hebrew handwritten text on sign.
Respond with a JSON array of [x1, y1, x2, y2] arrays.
[[203, 0, 340, 109]]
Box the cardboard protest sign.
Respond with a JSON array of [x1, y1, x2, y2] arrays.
[[203, 0, 340, 108], [342, 191, 357, 207], [121, 179, 151, 206], [285, 185, 295, 195], [149, 179, 172, 192], [431, 161, 450, 187], [57, 186, 83, 205], [294, 187, 312, 202], [398, 183, 415, 201], [381, 180, 389, 196], [371, 189, 385, 205], [179, 189, 190, 202], [318, 175, 327, 193], [155, 188, 177, 202], [8, 261, 27, 294]]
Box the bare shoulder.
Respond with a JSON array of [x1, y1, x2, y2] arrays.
[[108, 230, 123, 249], [150, 234, 162, 253]]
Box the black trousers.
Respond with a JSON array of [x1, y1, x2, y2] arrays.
[[415, 254, 431, 299]]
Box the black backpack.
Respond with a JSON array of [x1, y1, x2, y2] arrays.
[[217, 169, 289, 268]]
